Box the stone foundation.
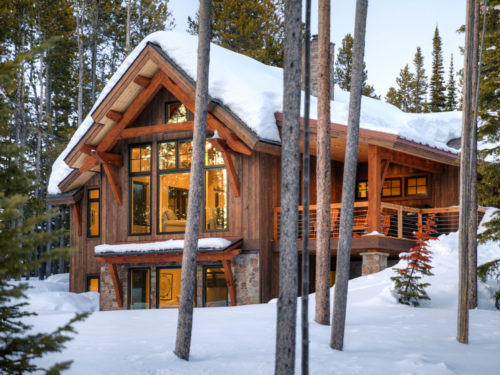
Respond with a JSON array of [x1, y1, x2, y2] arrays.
[[361, 251, 389, 276], [98, 252, 260, 311]]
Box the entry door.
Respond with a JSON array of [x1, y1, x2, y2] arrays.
[[157, 268, 182, 308], [129, 269, 150, 309]]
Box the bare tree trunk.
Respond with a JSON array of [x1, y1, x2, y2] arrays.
[[315, 0, 331, 327], [458, 0, 476, 345], [467, 0, 481, 310], [275, 0, 302, 373], [77, 0, 85, 127], [301, 1, 311, 374], [90, 3, 99, 103], [174, 0, 212, 361], [126, 0, 131, 55], [331, 0, 368, 351]]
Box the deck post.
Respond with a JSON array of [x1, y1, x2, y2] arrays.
[[222, 259, 237, 306], [367, 145, 382, 233], [397, 206, 403, 238]]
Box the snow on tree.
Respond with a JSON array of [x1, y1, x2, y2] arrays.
[[391, 214, 437, 307]]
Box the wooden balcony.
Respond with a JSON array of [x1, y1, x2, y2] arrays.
[[273, 202, 486, 241]]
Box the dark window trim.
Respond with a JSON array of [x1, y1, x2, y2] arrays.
[[86, 274, 100, 292], [405, 175, 429, 197], [87, 187, 100, 238], [202, 264, 228, 307], [381, 177, 402, 198], [129, 143, 152, 236], [356, 180, 368, 200], [127, 267, 151, 310]]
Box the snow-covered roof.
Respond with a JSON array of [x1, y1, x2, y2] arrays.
[[48, 31, 465, 195], [95, 238, 233, 255]]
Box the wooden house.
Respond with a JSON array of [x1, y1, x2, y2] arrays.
[[47, 32, 480, 311]]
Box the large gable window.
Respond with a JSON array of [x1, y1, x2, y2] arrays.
[[158, 139, 227, 233], [129, 145, 151, 235], [165, 102, 190, 124]]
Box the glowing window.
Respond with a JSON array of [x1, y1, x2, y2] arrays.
[[406, 176, 428, 196], [88, 189, 100, 237], [382, 178, 401, 197], [157, 268, 182, 308], [166, 102, 189, 124], [87, 276, 99, 292], [130, 145, 151, 173], [205, 169, 227, 231], [129, 269, 150, 309], [357, 181, 368, 199], [204, 267, 228, 307]]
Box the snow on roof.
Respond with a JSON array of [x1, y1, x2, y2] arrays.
[[95, 238, 233, 255], [48, 30, 464, 195]]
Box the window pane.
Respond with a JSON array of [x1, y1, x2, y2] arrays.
[[382, 188, 391, 197], [88, 277, 99, 292], [167, 103, 188, 124], [158, 268, 182, 308], [205, 268, 227, 307], [130, 146, 151, 172], [205, 141, 224, 166], [179, 141, 192, 168], [131, 176, 151, 234], [417, 186, 427, 194], [393, 187, 401, 195], [205, 169, 227, 230], [408, 186, 417, 195], [159, 142, 176, 170], [140, 146, 151, 171], [130, 269, 150, 309], [393, 179, 401, 187], [89, 189, 100, 199], [159, 173, 190, 233], [357, 181, 368, 198], [89, 201, 100, 236], [417, 177, 426, 186]]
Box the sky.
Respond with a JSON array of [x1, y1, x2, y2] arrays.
[[168, 0, 466, 98]]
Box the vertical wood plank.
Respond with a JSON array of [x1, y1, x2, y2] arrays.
[[367, 145, 382, 232]]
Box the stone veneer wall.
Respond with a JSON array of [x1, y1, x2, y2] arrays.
[[99, 252, 260, 311]]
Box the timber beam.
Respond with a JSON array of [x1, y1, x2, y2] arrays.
[[106, 110, 124, 123], [133, 74, 151, 89], [380, 149, 444, 174], [222, 258, 237, 306], [210, 138, 241, 197], [109, 264, 124, 307], [119, 121, 194, 139]]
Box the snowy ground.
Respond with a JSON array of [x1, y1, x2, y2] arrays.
[[16, 210, 500, 375]]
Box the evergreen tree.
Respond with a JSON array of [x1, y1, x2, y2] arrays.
[[334, 33, 378, 98], [0, 54, 87, 375], [478, 0, 500, 243], [391, 214, 436, 307], [386, 64, 414, 112], [410, 46, 428, 112], [428, 26, 446, 112], [188, 0, 285, 67], [445, 53, 458, 111]]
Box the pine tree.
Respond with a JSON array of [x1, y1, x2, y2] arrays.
[[391, 214, 436, 307], [478, 0, 500, 243], [188, 0, 285, 67], [410, 46, 428, 112], [334, 33, 378, 98], [445, 54, 458, 111], [386, 64, 414, 112], [428, 26, 446, 112]]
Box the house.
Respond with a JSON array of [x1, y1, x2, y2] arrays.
[[47, 31, 482, 311]]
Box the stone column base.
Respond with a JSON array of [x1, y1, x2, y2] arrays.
[[360, 251, 389, 276]]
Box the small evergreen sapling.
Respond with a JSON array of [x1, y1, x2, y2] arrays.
[[391, 213, 437, 306]]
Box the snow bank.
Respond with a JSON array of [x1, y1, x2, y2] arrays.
[[49, 31, 465, 194], [95, 237, 232, 254]]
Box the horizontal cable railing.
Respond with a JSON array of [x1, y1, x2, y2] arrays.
[[274, 202, 486, 241]]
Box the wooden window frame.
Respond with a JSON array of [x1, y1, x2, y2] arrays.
[[381, 177, 402, 198], [405, 175, 429, 197], [86, 274, 100, 292], [87, 188, 100, 238], [156, 138, 228, 235], [127, 267, 151, 310], [128, 143, 152, 236], [356, 180, 368, 200], [202, 264, 228, 307]]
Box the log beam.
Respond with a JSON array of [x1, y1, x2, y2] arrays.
[[119, 122, 194, 139], [379, 159, 391, 196], [222, 259, 237, 306], [210, 138, 240, 197], [80, 144, 123, 166], [102, 164, 122, 205], [381, 149, 444, 174], [109, 264, 124, 308], [79, 157, 98, 173], [106, 110, 124, 123], [368, 145, 382, 233], [95, 249, 242, 264], [133, 74, 151, 89]]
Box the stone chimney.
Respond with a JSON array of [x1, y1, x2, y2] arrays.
[[302, 35, 335, 98]]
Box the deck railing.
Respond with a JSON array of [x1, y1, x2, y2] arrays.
[[273, 202, 486, 241]]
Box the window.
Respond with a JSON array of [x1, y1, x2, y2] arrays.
[[129, 145, 151, 235], [406, 176, 428, 196], [129, 268, 150, 309], [382, 178, 402, 197], [87, 276, 99, 292], [157, 268, 182, 308], [165, 102, 190, 124], [158, 139, 226, 233], [357, 181, 368, 199], [203, 267, 228, 307], [87, 188, 100, 237]]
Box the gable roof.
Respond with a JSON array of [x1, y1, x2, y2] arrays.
[[48, 31, 464, 195]]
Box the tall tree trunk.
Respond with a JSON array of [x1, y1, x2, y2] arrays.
[[126, 0, 131, 55], [275, 0, 302, 373], [90, 3, 99, 103], [77, 0, 85, 127], [301, 1, 311, 374], [174, 0, 212, 361], [467, 0, 481, 310], [331, 0, 368, 351], [315, 0, 331, 326], [458, 0, 476, 345]]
